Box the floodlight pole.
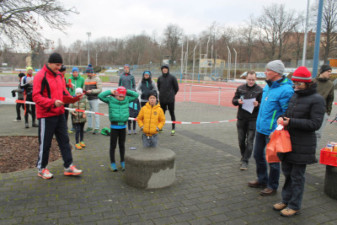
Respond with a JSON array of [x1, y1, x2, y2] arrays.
[[233, 48, 237, 79], [180, 39, 184, 83], [302, 0, 310, 66], [192, 42, 199, 84], [312, 0, 324, 78], [86, 32, 91, 65], [227, 46, 231, 81]]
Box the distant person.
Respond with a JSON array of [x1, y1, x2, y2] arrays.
[[21, 66, 38, 128], [98, 86, 139, 172], [137, 91, 165, 148], [32, 52, 82, 179], [248, 60, 294, 196], [70, 88, 89, 150], [11, 73, 25, 122], [128, 98, 140, 135], [68, 67, 85, 133], [232, 71, 262, 170], [273, 66, 325, 217], [119, 64, 135, 90], [84, 64, 102, 134], [136, 70, 158, 107], [314, 64, 334, 148], [157, 65, 179, 136]]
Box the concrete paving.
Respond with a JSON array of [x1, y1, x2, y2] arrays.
[[0, 98, 337, 225]]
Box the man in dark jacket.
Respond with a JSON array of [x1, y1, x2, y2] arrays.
[[157, 65, 179, 136], [232, 71, 262, 170], [314, 64, 334, 149]]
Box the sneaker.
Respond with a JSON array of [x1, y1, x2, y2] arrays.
[[128, 130, 132, 135], [171, 130, 175, 136], [85, 127, 93, 132], [64, 165, 82, 176], [111, 163, 118, 172], [13, 119, 21, 122], [68, 129, 73, 134], [240, 162, 248, 171], [280, 208, 300, 217], [25, 123, 29, 128], [38, 168, 53, 179], [133, 130, 137, 135], [80, 142, 86, 147], [93, 129, 99, 135], [75, 143, 82, 150], [32, 122, 38, 127], [121, 161, 125, 171]]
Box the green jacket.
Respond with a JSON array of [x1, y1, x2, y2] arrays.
[[98, 89, 139, 124], [69, 75, 85, 96], [69, 96, 89, 123]]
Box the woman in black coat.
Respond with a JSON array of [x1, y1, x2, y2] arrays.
[[273, 66, 325, 217]]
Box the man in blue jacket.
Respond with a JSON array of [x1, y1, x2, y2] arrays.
[[248, 60, 294, 196]]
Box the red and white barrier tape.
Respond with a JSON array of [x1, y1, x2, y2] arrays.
[[0, 97, 237, 124]]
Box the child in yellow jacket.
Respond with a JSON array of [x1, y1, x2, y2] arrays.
[[137, 91, 165, 147]]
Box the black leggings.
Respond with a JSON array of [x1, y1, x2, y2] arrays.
[[128, 120, 137, 130], [160, 102, 176, 129], [74, 123, 85, 143], [24, 96, 36, 124], [16, 103, 24, 120], [110, 128, 126, 163]]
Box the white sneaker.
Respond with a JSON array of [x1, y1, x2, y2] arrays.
[[64, 164, 82, 176], [38, 168, 53, 179]]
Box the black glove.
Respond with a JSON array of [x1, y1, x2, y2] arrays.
[[11, 90, 16, 97]]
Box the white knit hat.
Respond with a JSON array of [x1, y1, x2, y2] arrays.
[[75, 88, 83, 94]]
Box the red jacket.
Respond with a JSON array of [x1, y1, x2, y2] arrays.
[[33, 64, 71, 118]]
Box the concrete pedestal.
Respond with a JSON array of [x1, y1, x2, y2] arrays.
[[125, 147, 176, 189], [324, 165, 337, 200]]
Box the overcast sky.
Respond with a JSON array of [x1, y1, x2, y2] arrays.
[[45, 0, 313, 48]]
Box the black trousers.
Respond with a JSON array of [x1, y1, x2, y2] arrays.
[[160, 102, 175, 129], [110, 128, 126, 163], [16, 102, 24, 120], [237, 119, 256, 164], [64, 104, 69, 123], [24, 95, 36, 124], [128, 120, 137, 130], [37, 114, 73, 169], [74, 123, 85, 143]]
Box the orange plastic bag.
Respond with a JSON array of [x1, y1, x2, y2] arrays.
[[266, 124, 292, 163]]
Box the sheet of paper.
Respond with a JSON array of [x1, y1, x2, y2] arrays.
[[242, 98, 256, 114]]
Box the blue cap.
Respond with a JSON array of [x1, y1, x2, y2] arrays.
[[72, 67, 79, 73], [124, 64, 130, 68]]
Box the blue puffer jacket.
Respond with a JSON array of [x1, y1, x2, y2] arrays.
[[256, 76, 294, 135]]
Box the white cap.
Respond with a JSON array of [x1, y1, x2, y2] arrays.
[[75, 88, 83, 94]]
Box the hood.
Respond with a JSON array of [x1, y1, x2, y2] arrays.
[[142, 71, 152, 80], [266, 76, 293, 88], [161, 65, 170, 75]]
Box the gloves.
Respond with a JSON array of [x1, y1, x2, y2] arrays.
[[11, 90, 16, 97]]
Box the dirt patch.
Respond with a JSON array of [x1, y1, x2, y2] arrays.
[[0, 136, 61, 173]]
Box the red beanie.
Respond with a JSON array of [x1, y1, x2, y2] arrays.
[[291, 66, 312, 83]]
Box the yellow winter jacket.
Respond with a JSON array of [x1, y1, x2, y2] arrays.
[[137, 102, 165, 136]]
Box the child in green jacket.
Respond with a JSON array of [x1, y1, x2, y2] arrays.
[[98, 86, 139, 171]]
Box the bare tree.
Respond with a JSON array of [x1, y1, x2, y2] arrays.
[[321, 0, 337, 63], [163, 24, 183, 62], [0, 0, 77, 47], [256, 4, 300, 60], [239, 17, 257, 63]]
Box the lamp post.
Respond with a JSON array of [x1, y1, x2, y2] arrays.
[[86, 32, 91, 65], [192, 42, 199, 84], [312, 0, 324, 78]]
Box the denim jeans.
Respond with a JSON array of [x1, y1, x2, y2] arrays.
[[281, 161, 307, 210], [253, 131, 280, 190], [237, 119, 256, 164], [87, 99, 100, 129], [142, 134, 158, 148]]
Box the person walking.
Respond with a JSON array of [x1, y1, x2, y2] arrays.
[[314, 64, 334, 149], [232, 71, 262, 170], [273, 66, 325, 217], [12, 73, 25, 122], [84, 64, 102, 134], [136, 70, 158, 107], [248, 60, 294, 196], [32, 52, 82, 179], [157, 65, 179, 136], [21, 66, 38, 128]]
